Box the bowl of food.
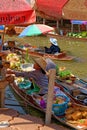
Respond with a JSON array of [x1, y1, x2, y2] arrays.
[[21, 63, 35, 72], [18, 79, 31, 89], [52, 94, 70, 116]]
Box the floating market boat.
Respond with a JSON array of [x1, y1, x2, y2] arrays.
[[5, 52, 87, 130], [15, 46, 75, 61], [9, 76, 87, 130], [27, 50, 74, 61], [56, 75, 87, 106]]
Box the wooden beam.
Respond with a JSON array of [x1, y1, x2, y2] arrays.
[[45, 69, 56, 125]]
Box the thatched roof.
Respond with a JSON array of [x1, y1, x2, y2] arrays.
[[62, 0, 87, 20]]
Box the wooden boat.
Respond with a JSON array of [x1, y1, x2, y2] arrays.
[[5, 52, 87, 129], [56, 76, 87, 106], [9, 77, 87, 130], [15, 46, 75, 61], [28, 50, 75, 61]]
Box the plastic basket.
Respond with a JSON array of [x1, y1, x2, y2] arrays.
[[18, 80, 31, 89], [52, 94, 70, 116]]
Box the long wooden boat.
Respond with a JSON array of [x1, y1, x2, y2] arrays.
[[56, 76, 87, 106], [9, 77, 87, 130], [15, 46, 75, 61], [4, 51, 87, 129], [28, 50, 75, 61]]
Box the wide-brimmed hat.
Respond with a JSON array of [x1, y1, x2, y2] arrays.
[[33, 57, 56, 72], [50, 38, 58, 46]]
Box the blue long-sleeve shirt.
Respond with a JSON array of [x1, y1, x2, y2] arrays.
[[45, 44, 61, 54]]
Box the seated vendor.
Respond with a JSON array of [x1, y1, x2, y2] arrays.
[[6, 58, 57, 95], [3, 41, 15, 51], [44, 38, 61, 55]]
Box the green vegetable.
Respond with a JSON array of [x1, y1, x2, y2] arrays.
[[59, 70, 71, 78]]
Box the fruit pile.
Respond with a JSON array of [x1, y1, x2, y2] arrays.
[[6, 53, 21, 69]]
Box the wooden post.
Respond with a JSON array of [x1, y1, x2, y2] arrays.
[[45, 69, 56, 125], [43, 18, 46, 24], [0, 80, 8, 107], [78, 24, 80, 32], [86, 25, 87, 31], [0, 88, 5, 107], [71, 24, 73, 33], [56, 21, 59, 33], [60, 19, 63, 27], [0, 65, 9, 107]]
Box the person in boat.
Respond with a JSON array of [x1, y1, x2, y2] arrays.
[[44, 38, 61, 55], [6, 58, 57, 95], [3, 41, 22, 54], [3, 41, 15, 51]]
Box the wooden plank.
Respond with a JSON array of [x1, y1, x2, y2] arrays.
[[45, 69, 56, 124]]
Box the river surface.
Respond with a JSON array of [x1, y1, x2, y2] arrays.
[[5, 86, 26, 114]]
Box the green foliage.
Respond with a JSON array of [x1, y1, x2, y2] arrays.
[[67, 31, 87, 38], [59, 70, 71, 78], [25, 49, 30, 63]]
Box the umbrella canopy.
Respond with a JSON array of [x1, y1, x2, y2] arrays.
[[62, 0, 87, 20], [19, 24, 54, 37], [34, 0, 68, 20], [0, 0, 36, 25]]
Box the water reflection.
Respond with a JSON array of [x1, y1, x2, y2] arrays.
[[5, 86, 26, 114]]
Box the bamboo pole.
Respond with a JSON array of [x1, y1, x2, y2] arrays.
[[45, 69, 56, 125]]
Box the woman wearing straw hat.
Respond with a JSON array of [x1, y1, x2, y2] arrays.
[[6, 57, 57, 95], [44, 38, 61, 55]]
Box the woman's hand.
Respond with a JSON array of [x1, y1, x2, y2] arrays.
[[6, 68, 14, 74]]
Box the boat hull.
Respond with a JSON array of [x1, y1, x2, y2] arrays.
[[10, 81, 87, 130]]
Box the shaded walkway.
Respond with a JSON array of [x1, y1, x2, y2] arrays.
[[0, 108, 70, 130]]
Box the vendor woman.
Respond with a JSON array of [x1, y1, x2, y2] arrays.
[[6, 58, 57, 95], [44, 38, 61, 54]]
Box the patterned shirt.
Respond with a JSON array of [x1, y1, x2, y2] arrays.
[[14, 70, 49, 94]]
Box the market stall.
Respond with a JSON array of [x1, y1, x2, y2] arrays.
[[71, 20, 87, 32]]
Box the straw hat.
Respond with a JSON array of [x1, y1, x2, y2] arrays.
[[33, 57, 47, 71], [50, 38, 58, 46], [33, 57, 56, 72]]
